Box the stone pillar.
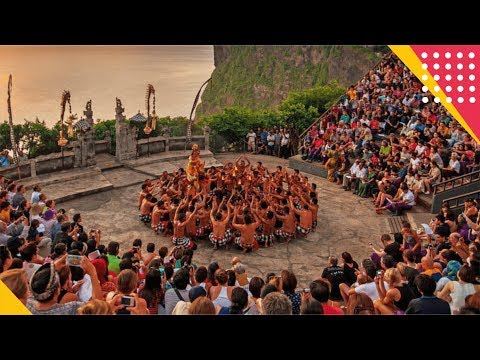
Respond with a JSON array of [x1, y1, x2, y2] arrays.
[[203, 125, 210, 151], [30, 159, 37, 178], [104, 130, 112, 153], [82, 100, 97, 166], [85, 130, 96, 166], [115, 98, 137, 161], [163, 126, 171, 152], [73, 140, 82, 168]]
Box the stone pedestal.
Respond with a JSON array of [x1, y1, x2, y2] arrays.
[[115, 98, 138, 161], [30, 160, 37, 177], [203, 125, 210, 151]]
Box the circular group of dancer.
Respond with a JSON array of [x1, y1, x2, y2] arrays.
[[138, 152, 319, 253]]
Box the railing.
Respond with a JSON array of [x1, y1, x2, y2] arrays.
[[433, 169, 480, 194], [298, 52, 389, 141], [442, 190, 480, 212]]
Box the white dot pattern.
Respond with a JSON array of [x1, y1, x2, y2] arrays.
[[415, 48, 478, 108]]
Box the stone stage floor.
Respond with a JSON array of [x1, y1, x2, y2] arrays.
[[56, 153, 390, 287]]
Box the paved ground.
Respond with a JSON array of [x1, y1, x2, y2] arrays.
[[58, 152, 388, 288]]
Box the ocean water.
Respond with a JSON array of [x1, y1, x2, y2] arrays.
[[0, 45, 214, 127]]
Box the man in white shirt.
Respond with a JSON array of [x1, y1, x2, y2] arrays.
[[246, 129, 256, 153], [441, 152, 461, 179], [267, 131, 275, 155], [280, 132, 290, 159], [381, 182, 415, 216], [430, 147, 444, 169], [342, 159, 360, 190]]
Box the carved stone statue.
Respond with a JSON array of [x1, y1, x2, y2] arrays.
[[161, 126, 171, 137], [86, 100, 92, 111], [116, 98, 124, 115]]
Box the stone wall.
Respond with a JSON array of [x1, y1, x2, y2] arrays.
[[0, 151, 74, 180], [95, 140, 110, 154], [0, 161, 31, 179], [168, 136, 206, 151], [137, 136, 166, 156]]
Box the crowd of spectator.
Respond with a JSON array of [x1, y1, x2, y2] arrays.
[[246, 127, 293, 159], [299, 52, 480, 216]]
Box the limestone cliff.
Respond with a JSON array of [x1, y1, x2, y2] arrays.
[[197, 45, 385, 117]]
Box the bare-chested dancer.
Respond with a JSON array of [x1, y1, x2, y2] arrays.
[[289, 196, 312, 236], [140, 193, 156, 224], [232, 206, 259, 253], [171, 199, 200, 249], [209, 197, 232, 250], [274, 205, 296, 243]]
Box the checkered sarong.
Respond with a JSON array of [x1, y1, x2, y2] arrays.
[[209, 228, 231, 246], [254, 233, 274, 245], [140, 214, 151, 224], [196, 226, 207, 237], [274, 229, 295, 239], [152, 221, 169, 232], [171, 236, 191, 248], [235, 237, 255, 249], [296, 225, 311, 235]]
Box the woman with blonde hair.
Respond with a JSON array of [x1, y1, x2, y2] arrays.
[[0, 268, 29, 305], [189, 296, 216, 315], [77, 299, 114, 315], [374, 268, 416, 314]]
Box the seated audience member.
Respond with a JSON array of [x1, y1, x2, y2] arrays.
[[405, 274, 451, 314]]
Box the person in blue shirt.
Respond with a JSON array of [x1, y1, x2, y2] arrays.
[[0, 150, 11, 167]]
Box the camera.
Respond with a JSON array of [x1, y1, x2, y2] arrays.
[[66, 255, 83, 267], [376, 270, 382, 276], [303, 288, 310, 293], [120, 296, 135, 307]]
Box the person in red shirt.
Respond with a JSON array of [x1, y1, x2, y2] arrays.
[[408, 138, 418, 153], [370, 117, 380, 135], [308, 278, 344, 315], [306, 136, 324, 162]]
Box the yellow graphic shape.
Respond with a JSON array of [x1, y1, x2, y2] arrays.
[[0, 280, 31, 315]]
